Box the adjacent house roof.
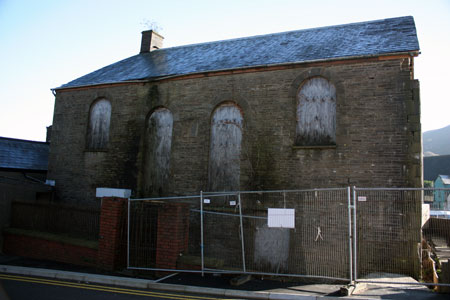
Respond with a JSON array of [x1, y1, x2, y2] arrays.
[[438, 175, 450, 185], [57, 16, 419, 90], [0, 137, 49, 171]]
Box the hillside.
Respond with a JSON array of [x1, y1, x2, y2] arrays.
[[423, 125, 450, 156], [424, 155, 450, 181]]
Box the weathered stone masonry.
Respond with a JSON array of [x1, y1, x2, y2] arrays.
[[46, 18, 422, 278], [48, 57, 421, 205]]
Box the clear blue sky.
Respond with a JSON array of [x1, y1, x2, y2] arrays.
[[1, 0, 449, 141]]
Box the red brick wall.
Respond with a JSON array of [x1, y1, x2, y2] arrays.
[[3, 233, 97, 267], [97, 197, 127, 271], [155, 203, 190, 269], [2, 196, 128, 271]]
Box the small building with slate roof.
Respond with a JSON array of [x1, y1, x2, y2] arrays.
[[47, 17, 422, 277], [0, 137, 52, 248], [0, 137, 51, 199], [0, 137, 49, 172]]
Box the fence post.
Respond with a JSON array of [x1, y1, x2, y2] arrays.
[[127, 198, 130, 269], [347, 186, 353, 284], [96, 188, 130, 271], [352, 186, 358, 282], [238, 192, 246, 273], [200, 191, 204, 277]]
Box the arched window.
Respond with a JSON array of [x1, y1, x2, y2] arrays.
[[87, 99, 111, 150], [296, 77, 336, 146], [208, 103, 243, 191], [143, 107, 173, 197]]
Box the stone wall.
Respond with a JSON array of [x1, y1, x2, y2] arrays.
[[48, 57, 421, 205], [48, 84, 148, 205]]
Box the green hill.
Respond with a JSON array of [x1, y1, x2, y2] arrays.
[[423, 125, 450, 156]]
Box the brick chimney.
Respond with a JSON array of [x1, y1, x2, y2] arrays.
[[140, 30, 164, 53]]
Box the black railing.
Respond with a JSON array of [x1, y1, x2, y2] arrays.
[[10, 201, 100, 241]]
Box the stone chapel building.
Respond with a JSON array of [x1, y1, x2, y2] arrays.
[[48, 16, 421, 205]]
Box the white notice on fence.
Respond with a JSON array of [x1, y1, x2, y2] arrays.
[[268, 208, 295, 228], [358, 196, 367, 202], [204, 198, 210, 204]]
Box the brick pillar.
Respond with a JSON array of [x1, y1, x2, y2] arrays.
[[155, 203, 190, 270], [97, 197, 127, 271]]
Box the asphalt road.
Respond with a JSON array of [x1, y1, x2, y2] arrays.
[[0, 274, 238, 300]]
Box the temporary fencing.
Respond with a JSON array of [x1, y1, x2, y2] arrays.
[[127, 187, 450, 287], [128, 188, 351, 282]]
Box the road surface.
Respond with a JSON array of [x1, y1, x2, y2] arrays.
[[0, 273, 237, 300]]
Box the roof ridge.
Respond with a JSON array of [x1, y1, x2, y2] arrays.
[[155, 16, 414, 52], [0, 136, 48, 144], [57, 16, 419, 90]]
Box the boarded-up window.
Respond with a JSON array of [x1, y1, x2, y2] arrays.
[[143, 108, 173, 197], [296, 77, 336, 146], [208, 103, 243, 191], [87, 99, 111, 150]]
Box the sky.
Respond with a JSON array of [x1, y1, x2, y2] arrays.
[[0, 0, 449, 142]]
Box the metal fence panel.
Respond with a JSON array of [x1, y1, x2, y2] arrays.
[[421, 188, 450, 290], [238, 189, 351, 281], [201, 192, 244, 272], [352, 187, 450, 290], [354, 188, 423, 280], [124, 187, 450, 289], [128, 189, 351, 281]]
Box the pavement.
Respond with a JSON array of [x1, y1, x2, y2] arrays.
[[0, 254, 448, 299]]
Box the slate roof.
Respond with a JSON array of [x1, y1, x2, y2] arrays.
[[57, 16, 419, 90], [439, 175, 450, 185], [0, 137, 49, 171]]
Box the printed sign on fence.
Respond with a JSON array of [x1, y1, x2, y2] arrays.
[[268, 208, 295, 228]]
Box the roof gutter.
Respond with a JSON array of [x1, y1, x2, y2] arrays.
[[51, 79, 150, 93], [52, 50, 420, 92]]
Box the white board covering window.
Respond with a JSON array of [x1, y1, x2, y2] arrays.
[[143, 107, 173, 197], [296, 77, 336, 146], [208, 103, 243, 191], [87, 99, 111, 150]]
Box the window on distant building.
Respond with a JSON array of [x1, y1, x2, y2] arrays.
[[87, 98, 111, 150], [295, 77, 336, 146]]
